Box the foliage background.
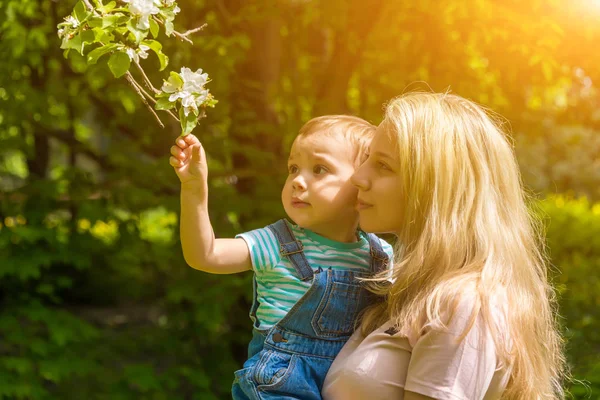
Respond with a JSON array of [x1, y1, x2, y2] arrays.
[[1, 0, 599, 398]]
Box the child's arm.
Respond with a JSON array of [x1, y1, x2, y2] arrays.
[[170, 134, 251, 274]]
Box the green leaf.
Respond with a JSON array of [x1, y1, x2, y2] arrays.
[[157, 52, 169, 71], [107, 51, 131, 78], [149, 18, 159, 38], [155, 98, 175, 111], [92, 27, 115, 44], [73, 1, 89, 23], [155, 91, 171, 99], [87, 16, 104, 28], [179, 107, 198, 136], [63, 33, 84, 55], [165, 20, 174, 37], [102, 14, 122, 29], [86, 43, 118, 64], [205, 97, 218, 108], [98, 1, 117, 14], [81, 30, 96, 46], [168, 71, 184, 87], [142, 39, 161, 52], [127, 19, 147, 45], [142, 40, 168, 70], [123, 364, 161, 391]]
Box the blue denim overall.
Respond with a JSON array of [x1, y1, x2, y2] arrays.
[[232, 219, 389, 400]]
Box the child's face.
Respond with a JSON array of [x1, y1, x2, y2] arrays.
[[282, 133, 359, 241]]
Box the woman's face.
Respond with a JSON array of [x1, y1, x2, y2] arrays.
[[351, 124, 404, 235]]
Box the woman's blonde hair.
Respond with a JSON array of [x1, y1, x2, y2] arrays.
[[361, 92, 567, 399]]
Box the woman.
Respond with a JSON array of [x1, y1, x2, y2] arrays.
[[322, 92, 566, 399]]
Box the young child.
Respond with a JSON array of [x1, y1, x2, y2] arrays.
[[169, 115, 394, 400]]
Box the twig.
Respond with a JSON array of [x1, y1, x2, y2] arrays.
[[152, 16, 206, 44], [181, 24, 207, 37], [128, 73, 180, 123], [164, 108, 179, 123], [134, 60, 160, 94], [125, 72, 165, 128], [132, 79, 157, 104], [82, 0, 94, 11]]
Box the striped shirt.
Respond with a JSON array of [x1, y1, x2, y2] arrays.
[[237, 221, 394, 329]]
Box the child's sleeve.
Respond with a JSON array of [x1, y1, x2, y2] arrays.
[[235, 227, 281, 273]]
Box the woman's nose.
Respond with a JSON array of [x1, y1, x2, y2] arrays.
[[351, 165, 370, 191]]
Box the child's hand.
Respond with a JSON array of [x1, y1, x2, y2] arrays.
[[169, 134, 208, 193]]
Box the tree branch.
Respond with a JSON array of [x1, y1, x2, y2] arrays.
[[125, 72, 165, 128], [152, 16, 206, 44], [127, 72, 180, 122], [133, 60, 160, 94]]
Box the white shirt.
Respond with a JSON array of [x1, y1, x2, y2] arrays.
[[322, 293, 510, 400]]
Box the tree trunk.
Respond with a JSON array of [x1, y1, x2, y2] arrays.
[[315, 0, 387, 115]]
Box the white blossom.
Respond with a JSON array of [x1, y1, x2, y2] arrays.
[[123, 0, 160, 30], [64, 15, 79, 28], [126, 47, 137, 62], [180, 67, 208, 93], [161, 67, 211, 116], [125, 45, 150, 63], [177, 89, 208, 116], [138, 44, 150, 59], [167, 90, 189, 103]]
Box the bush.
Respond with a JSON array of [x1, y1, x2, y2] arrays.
[[539, 195, 600, 397]]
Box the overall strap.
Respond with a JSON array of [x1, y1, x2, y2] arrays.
[[248, 275, 261, 328], [366, 233, 389, 274], [267, 219, 314, 281]]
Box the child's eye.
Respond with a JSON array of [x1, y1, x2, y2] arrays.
[[313, 165, 329, 175], [288, 165, 298, 174]]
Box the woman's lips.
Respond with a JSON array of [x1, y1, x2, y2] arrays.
[[356, 199, 373, 210]]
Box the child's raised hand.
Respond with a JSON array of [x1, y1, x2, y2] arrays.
[[169, 134, 208, 192]]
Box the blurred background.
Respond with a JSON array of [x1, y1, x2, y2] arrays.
[[1, 0, 599, 398]]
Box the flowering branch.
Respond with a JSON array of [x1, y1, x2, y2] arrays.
[[57, 0, 217, 135]]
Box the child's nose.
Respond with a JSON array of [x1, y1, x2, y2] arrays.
[[292, 176, 307, 191]]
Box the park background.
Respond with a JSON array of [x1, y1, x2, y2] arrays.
[[1, 0, 600, 398]]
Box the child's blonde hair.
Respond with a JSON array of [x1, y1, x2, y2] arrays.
[[298, 115, 375, 166], [361, 92, 567, 399]]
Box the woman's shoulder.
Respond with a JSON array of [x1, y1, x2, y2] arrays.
[[429, 282, 509, 338]]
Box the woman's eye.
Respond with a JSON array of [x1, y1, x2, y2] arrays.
[[288, 165, 298, 174], [361, 152, 370, 164], [314, 165, 329, 175], [378, 161, 391, 171]]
